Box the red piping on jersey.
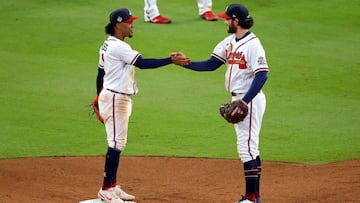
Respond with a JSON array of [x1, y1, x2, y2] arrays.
[[254, 67, 269, 73], [112, 94, 117, 148], [227, 36, 258, 91], [227, 64, 233, 91], [130, 53, 141, 65], [212, 53, 226, 64], [233, 36, 257, 53], [247, 102, 254, 160]]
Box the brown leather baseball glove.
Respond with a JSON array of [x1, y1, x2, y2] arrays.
[[90, 95, 104, 124], [219, 100, 248, 124]]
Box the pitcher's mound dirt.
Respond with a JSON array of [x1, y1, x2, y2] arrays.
[[0, 157, 359, 203]]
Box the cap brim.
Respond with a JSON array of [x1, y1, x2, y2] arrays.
[[217, 12, 230, 19], [124, 16, 139, 23]]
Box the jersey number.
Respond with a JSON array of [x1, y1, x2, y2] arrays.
[[101, 43, 108, 52]]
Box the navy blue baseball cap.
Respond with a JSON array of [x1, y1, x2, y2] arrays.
[[218, 4, 249, 21], [109, 8, 139, 25]]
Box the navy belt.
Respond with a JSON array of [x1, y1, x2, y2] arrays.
[[231, 92, 241, 96], [106, 88, 131, 96]]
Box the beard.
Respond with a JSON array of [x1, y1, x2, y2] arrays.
[[227, 21, 237, 33]]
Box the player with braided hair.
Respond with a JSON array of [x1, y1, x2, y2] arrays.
[[93, 8, 189, 203]]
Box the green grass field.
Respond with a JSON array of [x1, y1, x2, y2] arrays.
[[0, 0, 359, 163]]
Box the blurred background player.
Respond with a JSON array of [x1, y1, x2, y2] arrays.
[[144, 0, 217, 23]]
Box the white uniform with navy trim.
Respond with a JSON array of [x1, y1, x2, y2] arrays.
[[98, 36, 140, 95], [212, 32, 269, 163], [98, 36, 140, 150]]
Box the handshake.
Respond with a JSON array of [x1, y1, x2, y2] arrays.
[[170, 51, 191, 67]]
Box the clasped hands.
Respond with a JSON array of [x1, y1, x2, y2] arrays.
[[170, 51, 191, 66]]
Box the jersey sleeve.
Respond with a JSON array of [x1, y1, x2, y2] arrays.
[[113, 42, 140, 65], [98, 45, 105, 70], [211, 39, 228, 64], [248, 39, 269, 73]]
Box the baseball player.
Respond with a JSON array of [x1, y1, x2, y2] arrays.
[[144, 0, 217, 23], [95, 8, 189, 203], [175, 4, 269, 203]]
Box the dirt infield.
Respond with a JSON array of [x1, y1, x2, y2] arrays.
[[0, 157, 359, 203]]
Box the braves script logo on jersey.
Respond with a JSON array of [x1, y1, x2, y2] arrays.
[[227, 51, 247, 69], [226, 42, 247, 69]]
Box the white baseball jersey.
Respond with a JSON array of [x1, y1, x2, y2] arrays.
[[98, 36, 141, 95], [212, 32, 269, 163], [211, 32, 269, 94]]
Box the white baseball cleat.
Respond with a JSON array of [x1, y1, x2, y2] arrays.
[[234, 200, 254, 203], [234, 196, 255, 203], [112, 185, 135, 201], [98, 187, 124, 203]]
